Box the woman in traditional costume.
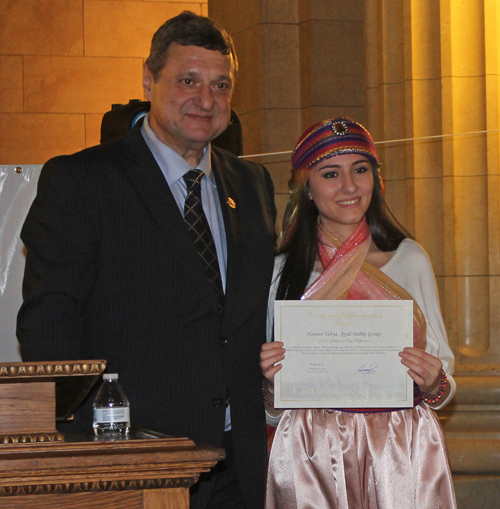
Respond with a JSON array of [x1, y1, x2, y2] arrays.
[[260, 117, 457, 509]]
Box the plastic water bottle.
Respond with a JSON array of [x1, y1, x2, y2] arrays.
[[93, 373, 130, 437]]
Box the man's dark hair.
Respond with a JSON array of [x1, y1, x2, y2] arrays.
[[145, 11, 238, 81]]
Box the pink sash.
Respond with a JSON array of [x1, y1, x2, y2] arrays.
[[304, 217, 425, 349], [304, 218, 426, 410]]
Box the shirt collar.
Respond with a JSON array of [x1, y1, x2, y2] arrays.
[[141, 114, 215, 187]]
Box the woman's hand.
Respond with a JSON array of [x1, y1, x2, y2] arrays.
[[260, 342, 285, 416], [399, 347, 442, 394], [260, 341, 285, 389]]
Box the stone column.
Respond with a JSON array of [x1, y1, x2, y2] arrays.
[[366, 0, 500, 371], [209, 0, 365, 224], [209, 0, 301, 221], [366, 0, 500, 504]]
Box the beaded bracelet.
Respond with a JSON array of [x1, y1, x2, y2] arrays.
[[421, 368, 448, 404], [262, 380, 274, 408]]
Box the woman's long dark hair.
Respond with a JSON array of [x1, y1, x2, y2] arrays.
[[276, 163, 411, 301]]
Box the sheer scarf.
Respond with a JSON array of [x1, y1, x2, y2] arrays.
[[302, 217, 425, 410], [303, 217, 425, 351]]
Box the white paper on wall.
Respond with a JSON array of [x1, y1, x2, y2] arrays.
[[0, 165, 42, 362]]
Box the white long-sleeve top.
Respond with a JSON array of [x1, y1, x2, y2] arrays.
[[266, 238, 456, 424]]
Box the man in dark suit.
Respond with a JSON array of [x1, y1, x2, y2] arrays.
[[17, 11, 276, 509]]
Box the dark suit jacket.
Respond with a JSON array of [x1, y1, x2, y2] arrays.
[[17, 126, 277, 509]]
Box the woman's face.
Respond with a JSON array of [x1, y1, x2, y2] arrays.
[[308, 153, 374, 241]]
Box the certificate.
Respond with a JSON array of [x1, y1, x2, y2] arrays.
[[274, 300, 414, 408]]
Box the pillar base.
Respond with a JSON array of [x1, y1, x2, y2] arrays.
[[438, 376, 500, 509]]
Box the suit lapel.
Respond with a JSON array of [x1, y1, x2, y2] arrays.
[[122, 128, 221, 309], [211, 150, 245, 324]]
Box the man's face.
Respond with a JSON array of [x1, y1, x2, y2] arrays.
[[143, 43, 234, 161]]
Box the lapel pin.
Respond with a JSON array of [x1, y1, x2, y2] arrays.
[[227, 197, 236, 209]]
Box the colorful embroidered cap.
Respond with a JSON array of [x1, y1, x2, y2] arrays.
[[291, 117, 379, 170]]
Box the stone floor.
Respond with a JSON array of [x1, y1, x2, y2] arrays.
[[453, 476, 500, 509], [439, 376, 500, 509]]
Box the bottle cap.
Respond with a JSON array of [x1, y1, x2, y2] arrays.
[[104, 373, 118, 380]]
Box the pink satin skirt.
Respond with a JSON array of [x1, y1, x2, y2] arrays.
[[266, 406, 456, 509]]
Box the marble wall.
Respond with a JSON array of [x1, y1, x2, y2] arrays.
[[366, 0, 500, 374], [209, 0, 366, 229], [0, 0, 208, 164]]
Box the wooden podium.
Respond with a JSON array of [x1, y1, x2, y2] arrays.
[[0, 361, 224, 508]]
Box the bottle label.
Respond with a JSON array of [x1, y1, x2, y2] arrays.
[[94, 407, 130, 423]]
